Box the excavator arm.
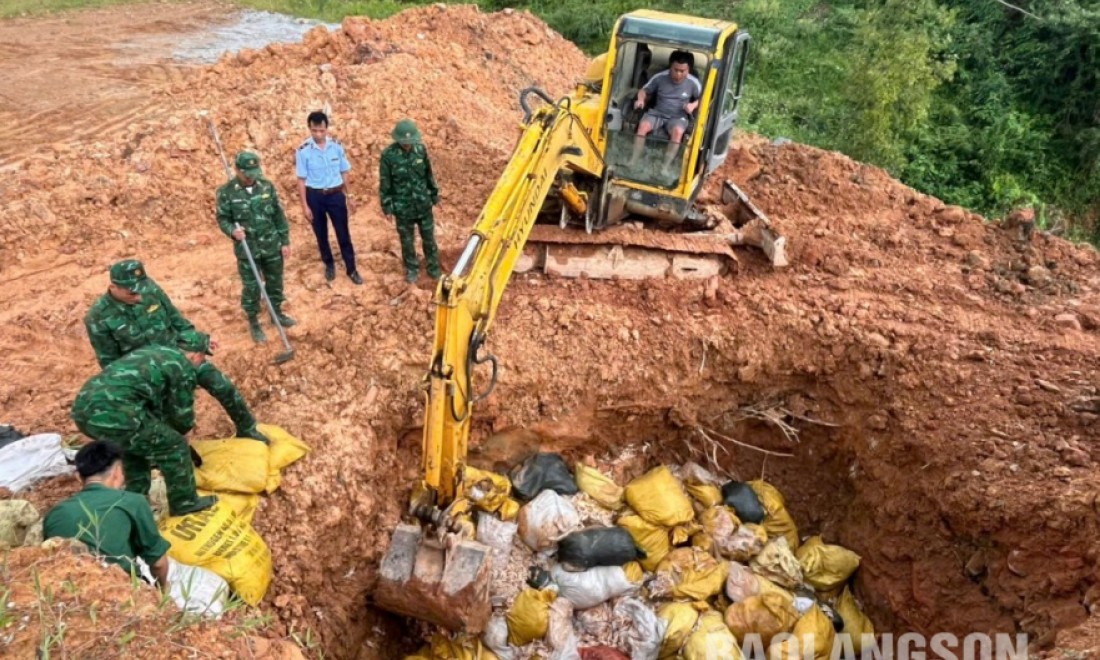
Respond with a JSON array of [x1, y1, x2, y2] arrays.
[[422, 88, 604, 505], [375, 88, 604, 634]]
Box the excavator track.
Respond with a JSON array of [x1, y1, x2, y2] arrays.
[[520, 224, 739, 280]]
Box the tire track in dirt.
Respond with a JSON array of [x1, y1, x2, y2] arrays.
[[0, 2, 227, 169]]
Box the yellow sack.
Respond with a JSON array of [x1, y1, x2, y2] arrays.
[[407, 632, 500, 660], [691, 531, 714, 554], [623, 561, 645, 583], [795, 536, 861, 592], [683, 610, 743, 660], [769, 605, 836, 660], [653, 547, 730, 601], [727, 523, 768, 562], [726, 561, 760, 602], [499, 498, 521, 522], [624, 466, 695, 527], [196, 489, 260, 526], [699, 506, 742, 558], [755, 574, 796, 604], [618, 514, 671, 571], [261, 424, 310, 494], [657, 602, 703, 659], [724, 592, 798, 646], [836, 587, 874, 653], [751, 537, 803, 589], [671, 521, 701, 546], [192, 438, 270, 494], [463, 466, 513, 515], [506, 587, 557, 646], [575, 463, 624, 510], [750, 480, 800, 551], [685, 483, 724, 509], [159, 501, 271, 605]]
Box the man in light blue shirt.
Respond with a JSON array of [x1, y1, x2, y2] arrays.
[[295, 111, 361, 285]]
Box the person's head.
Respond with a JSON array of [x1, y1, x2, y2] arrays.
[[668, 50, 692, 84], [176, 330, 212, 367], [235, 151, 262, 185], [107, 259, 147, 304], [308, 111, 329, 143], [75, 441, 125, 488], [392, 119, 421, 151]]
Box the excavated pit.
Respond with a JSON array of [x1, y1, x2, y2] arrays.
[[2, 5, 1099, 659]]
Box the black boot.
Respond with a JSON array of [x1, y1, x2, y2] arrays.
[[248, 316, 267, 343], [275, 310, 297, 327], [170, 494, 218, 517]]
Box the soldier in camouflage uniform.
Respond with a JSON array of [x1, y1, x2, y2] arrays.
[[216, 151, 296, 343], [380, 119, 442, 283], [71, 335, 217, 516], [84, 259, 267, 444]]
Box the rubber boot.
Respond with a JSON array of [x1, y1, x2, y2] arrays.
[[170, 494, 218, 517], [275, 310, 297, 328], [239, 426, 270, 445], [248, 316, 267, 343]]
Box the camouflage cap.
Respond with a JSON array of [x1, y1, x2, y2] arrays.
[[235, 150, 263, 180], [177, 330, 213, 356], [392, 119, 421, 145], [109, 259, 147, 291]]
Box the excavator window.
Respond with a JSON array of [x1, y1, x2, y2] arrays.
[[605, 42, 710, 188]]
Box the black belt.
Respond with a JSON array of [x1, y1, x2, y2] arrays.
[[307, 185, 344, 195]]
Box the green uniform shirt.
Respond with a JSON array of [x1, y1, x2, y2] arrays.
[[84, 279, 195, 368], [215, 177, 290, 259], [379, 143, 439, 219], [43, 483, 170, 575], [71, 345, 197, 434]]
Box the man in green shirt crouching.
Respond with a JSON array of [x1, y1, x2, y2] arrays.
[[44, 441, 171, 589]]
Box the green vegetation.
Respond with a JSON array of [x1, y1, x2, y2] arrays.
[[3, 0, 1096, 240]]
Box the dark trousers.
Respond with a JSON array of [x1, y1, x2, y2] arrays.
[[307, 189, 356, 274]]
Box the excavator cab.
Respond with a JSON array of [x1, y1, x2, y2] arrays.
[[598, 13, 752, 225]]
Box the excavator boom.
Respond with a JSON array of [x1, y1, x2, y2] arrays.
[[374, 89, 603, 633]]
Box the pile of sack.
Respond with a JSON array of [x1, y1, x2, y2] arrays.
[[408, 454, 874, 659], [151, 423, 310, 613]]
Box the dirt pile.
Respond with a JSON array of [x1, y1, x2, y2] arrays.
[[0, 4, 585, 266], [2, 3, 1100, 659], [1, 539, 306, 659]]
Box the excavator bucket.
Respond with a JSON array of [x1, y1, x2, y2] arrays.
[[374, 523, 493, 633]]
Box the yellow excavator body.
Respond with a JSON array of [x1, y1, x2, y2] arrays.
[[374, 9, 782, 634]]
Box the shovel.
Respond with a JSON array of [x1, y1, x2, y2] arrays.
[[236, 223, 295, 365]]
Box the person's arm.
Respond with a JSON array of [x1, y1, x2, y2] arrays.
[[424, 148, 440, 205], [131, 498, 172, 591], [379, 152, 394, 217], [295, 148, 312, 221], [151, 555, 170, 591], [215, 188, 241, 240], [85, 313, 123, 368], [270, 183, 290, 249]]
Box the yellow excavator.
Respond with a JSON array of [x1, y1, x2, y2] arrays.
[[375, 10, 782, 633]]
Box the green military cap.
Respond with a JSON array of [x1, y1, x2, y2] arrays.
[[109, 259, 148, 291], [392, 119, 422, 145], [177, 330, 213, 356], [235, 151, 263, 180]]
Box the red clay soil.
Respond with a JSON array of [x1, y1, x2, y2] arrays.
[[1, 4, 1099, 659]]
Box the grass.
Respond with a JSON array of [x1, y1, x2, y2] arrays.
[[0, 0, 430, 20]]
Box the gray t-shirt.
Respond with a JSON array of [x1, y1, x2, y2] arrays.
[[643, 70, 702, 119]]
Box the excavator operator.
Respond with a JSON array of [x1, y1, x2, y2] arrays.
[[629, 49, 702, 174]]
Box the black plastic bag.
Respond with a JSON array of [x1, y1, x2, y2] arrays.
[[557, 527, 643, 571], [721, 481, 765, 524], [510, 452, 579, 501]]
